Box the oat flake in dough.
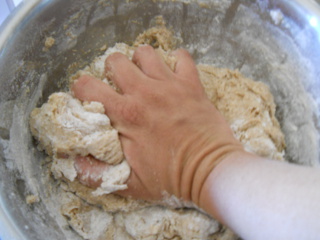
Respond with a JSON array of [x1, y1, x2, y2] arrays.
[[29, 24, 286, 240]]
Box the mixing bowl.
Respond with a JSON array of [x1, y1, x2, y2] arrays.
[[0, 0, 320, 239]]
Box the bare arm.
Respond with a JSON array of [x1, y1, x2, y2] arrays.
[[201, 152, 320, 240]]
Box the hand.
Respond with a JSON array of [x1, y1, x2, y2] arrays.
[[72, 45, 244, 204]]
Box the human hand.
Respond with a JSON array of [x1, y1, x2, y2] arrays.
[[72, 45, 244, 205]]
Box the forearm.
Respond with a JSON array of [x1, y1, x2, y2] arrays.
[[199, 152, 320, 240]]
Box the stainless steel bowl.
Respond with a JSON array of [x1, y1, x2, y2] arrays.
[[1, 0, 320, 239]]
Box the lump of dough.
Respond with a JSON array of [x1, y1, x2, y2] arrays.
[[120, 206, 219, 239], [60, 192, 114, 240], [198, 66, 286, 160], [30, 92, 123, 164], [51, 156, 78, 181], [30, 92, 130, 194]]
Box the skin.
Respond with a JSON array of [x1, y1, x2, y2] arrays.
[[72, 45, 320, 240]]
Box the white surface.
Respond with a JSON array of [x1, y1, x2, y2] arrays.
[[0, 0, 23, 25], [0, 0, 10, 24]]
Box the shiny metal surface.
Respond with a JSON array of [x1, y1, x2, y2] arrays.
[[0, 0, 23, 25], [0, 0, 320, 239]]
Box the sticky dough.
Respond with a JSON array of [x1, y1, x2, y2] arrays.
[[30, 93, 123, 164], [30, 23, 285, 240]]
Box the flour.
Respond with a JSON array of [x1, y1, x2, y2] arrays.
[[51, 157, 78, 181], [29, 24, 285, 240], [92, 160, 131, 196], [26, 194, 40, 205]]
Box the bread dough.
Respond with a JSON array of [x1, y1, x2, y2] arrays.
[[198, 66, 285, 161], [30, 92, 123, 164], [30, 92, 130, 195], [29, 22, 285, 240]]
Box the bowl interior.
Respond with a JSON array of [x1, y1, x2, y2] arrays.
[[0, 0, 320, 239]]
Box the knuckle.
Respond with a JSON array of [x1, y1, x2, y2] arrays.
[[138, 45, 154, 53], [173, 48, 190, 58], [105, 52, 127, 68], [109, 52, 126, 61], [179, 48, 190, 57], [133, 45, 154, 60], [147, 91, 163, 105], [118, 102, 143, 125], [74, 75, 96, 96], [77, 75, 94, 87]]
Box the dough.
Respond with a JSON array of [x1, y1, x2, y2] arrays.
[[198, 65, 285, 161], [30, 92, 130, 195], [30, 93, 123, 164], [29, 22, 285, 240]]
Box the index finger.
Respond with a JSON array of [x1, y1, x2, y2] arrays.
[[72, 75, 126, 124]]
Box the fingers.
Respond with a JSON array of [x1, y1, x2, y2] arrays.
[[72, 75, 126, 121], [114, 136, 142, 198], [172, 49, 200, 84], [105, 53, 148, 93], [132, 45, 173, 81]]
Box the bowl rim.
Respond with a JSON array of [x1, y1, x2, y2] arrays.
[[0, 0, 40, 54]]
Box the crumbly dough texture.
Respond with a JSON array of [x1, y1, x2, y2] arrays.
[[30, 93, 123, 164], [198, 66, 285, 161], [30, 21, 286, 240]]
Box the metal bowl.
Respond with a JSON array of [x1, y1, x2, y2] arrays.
[[0, 0, 320, 239]]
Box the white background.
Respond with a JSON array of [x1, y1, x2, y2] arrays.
[[0, 0, 23, 25]]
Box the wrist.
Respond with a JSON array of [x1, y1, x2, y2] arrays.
[[198, 151, 256, 221], [190, 145, 245, 205], [170, 127, 244, 205]]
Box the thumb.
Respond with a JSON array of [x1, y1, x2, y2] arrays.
[[74, 155, 150, 199], [74, 155, 110, 188]]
